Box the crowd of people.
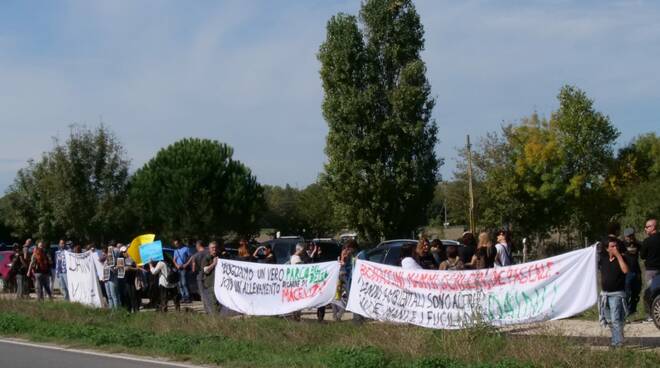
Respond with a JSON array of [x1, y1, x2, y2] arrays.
[[3, 217, 659, 348], [398, 229, 513, 272]]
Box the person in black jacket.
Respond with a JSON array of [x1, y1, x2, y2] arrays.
[[640, 218, 659, 322], [641, 218, 659, 287]]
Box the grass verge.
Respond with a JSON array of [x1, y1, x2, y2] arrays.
[[0, 299, 658, 368]]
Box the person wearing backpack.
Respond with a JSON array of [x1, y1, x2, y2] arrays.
[[494, 229, 513, 268], [28, 241, 53, 301], [148, 258, 180, 312]]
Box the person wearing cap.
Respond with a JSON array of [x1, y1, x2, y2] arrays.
[[55, 239, 69, 301], [622, 228, 642, 315]]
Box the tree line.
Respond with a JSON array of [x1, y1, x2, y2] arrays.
[[431, 86, 659, 255]]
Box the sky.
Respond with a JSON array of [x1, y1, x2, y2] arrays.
[[1, 0, 659, 193]]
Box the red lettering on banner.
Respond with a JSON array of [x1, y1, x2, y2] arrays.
[[359, 263, 405, 288], [361, 258, 558, 293], [282, 281, 327, 303]]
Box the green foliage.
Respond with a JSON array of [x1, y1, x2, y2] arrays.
[[3, 125, 130, 242], [261, 183, 339, 238], [319, 0, 439, 243], [128, 138, 264, 239]]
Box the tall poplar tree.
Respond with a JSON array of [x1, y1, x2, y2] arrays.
[[318, 0, 439, 243]]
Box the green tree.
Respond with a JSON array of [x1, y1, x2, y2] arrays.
[[297, 183, 339, 238], [614, 133, 660, 228], [261, 184, 304, 235], [129, 138, 264, 239], [553, 86, 620, 238], [3, 125, 130, 242], [318, 0, 439, 243]]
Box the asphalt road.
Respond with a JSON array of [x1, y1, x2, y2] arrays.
[[0, 339, 205, 368]]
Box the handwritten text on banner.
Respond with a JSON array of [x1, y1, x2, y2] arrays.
[[346, 247, 597, 329], [214, 259, 340, 315]]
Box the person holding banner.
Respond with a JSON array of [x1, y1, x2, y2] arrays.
[[201, 241, 222, 314], [55, 240, 69, 301], [599, 237, 629, 348], [400, 243, 422, 270]]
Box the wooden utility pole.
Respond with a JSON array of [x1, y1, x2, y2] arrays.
[[466, 135, 475, 233]]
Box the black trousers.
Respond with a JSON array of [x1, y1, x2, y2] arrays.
[[158, 286, 180, 312]]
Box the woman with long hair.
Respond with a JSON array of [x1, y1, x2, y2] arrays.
[[28, 241, 53, 301], [237, 239, 254, 262], [415, 237, 438, 270], [400, 243, 422, 270], [469, 232, 496, 269]]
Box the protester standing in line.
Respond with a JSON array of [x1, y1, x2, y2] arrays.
[[598, 237, 629, 348], [416, 238, 438, 270], [101, 244, 122, 309], [640, 218, 659, 322], [289, 243, 307, 321], [192, 240, 208, 308], [640, 218, 659, 286], [459, 232, 477, 265], [148, 257, 180, 312], [54, 239, 69, 301], [429, 239, 446, 265], [494, 230, 513, 267], [119, 246, 140, 313], [469, 232, 496, 269], [622, 228, 642, 316], [400, 243, 422, 270], [236, 239, 254, 262], [201, 241, 222, 314], [173, 239, 193, 304], [333, 241, 358, 321], [11, 244, 29, 299], [28, 241, 53, 301], [253, 244, 276, 263], [439, 244, 465, 270]]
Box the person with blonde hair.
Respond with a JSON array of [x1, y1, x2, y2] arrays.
[[468, 232, 496, 269]]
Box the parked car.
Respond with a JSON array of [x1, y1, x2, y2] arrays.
[[357, 239, 461, 266], [646, 274, 660, 330]]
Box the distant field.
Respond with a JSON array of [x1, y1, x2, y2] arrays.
[[0, 299, 658, 368]]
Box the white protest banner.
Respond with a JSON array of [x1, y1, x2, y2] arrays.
[[65, 251, 103, 308], [214, 259, 340, 315], [346, 246, 597, 329]]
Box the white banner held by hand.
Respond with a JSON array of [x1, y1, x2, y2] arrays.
[[214, 259, 340, 315], [65, 250, 103, 308], [346, 246, 597, 329]]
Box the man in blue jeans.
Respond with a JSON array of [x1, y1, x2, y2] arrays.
[[55, 239, 69, 301], [598, 237, 629, 348], [173, 239, 192, 303]]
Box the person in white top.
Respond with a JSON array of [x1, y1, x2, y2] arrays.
[[400, 243, 422, 270], [290, 243, 306, 265], [494, 230, 513, 268], [149, 259, 180, 312]]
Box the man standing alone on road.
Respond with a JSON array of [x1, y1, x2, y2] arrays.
[[599, 237, 629, 348], [173, 239, 192, 304], [55, 240, 69, 301]]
